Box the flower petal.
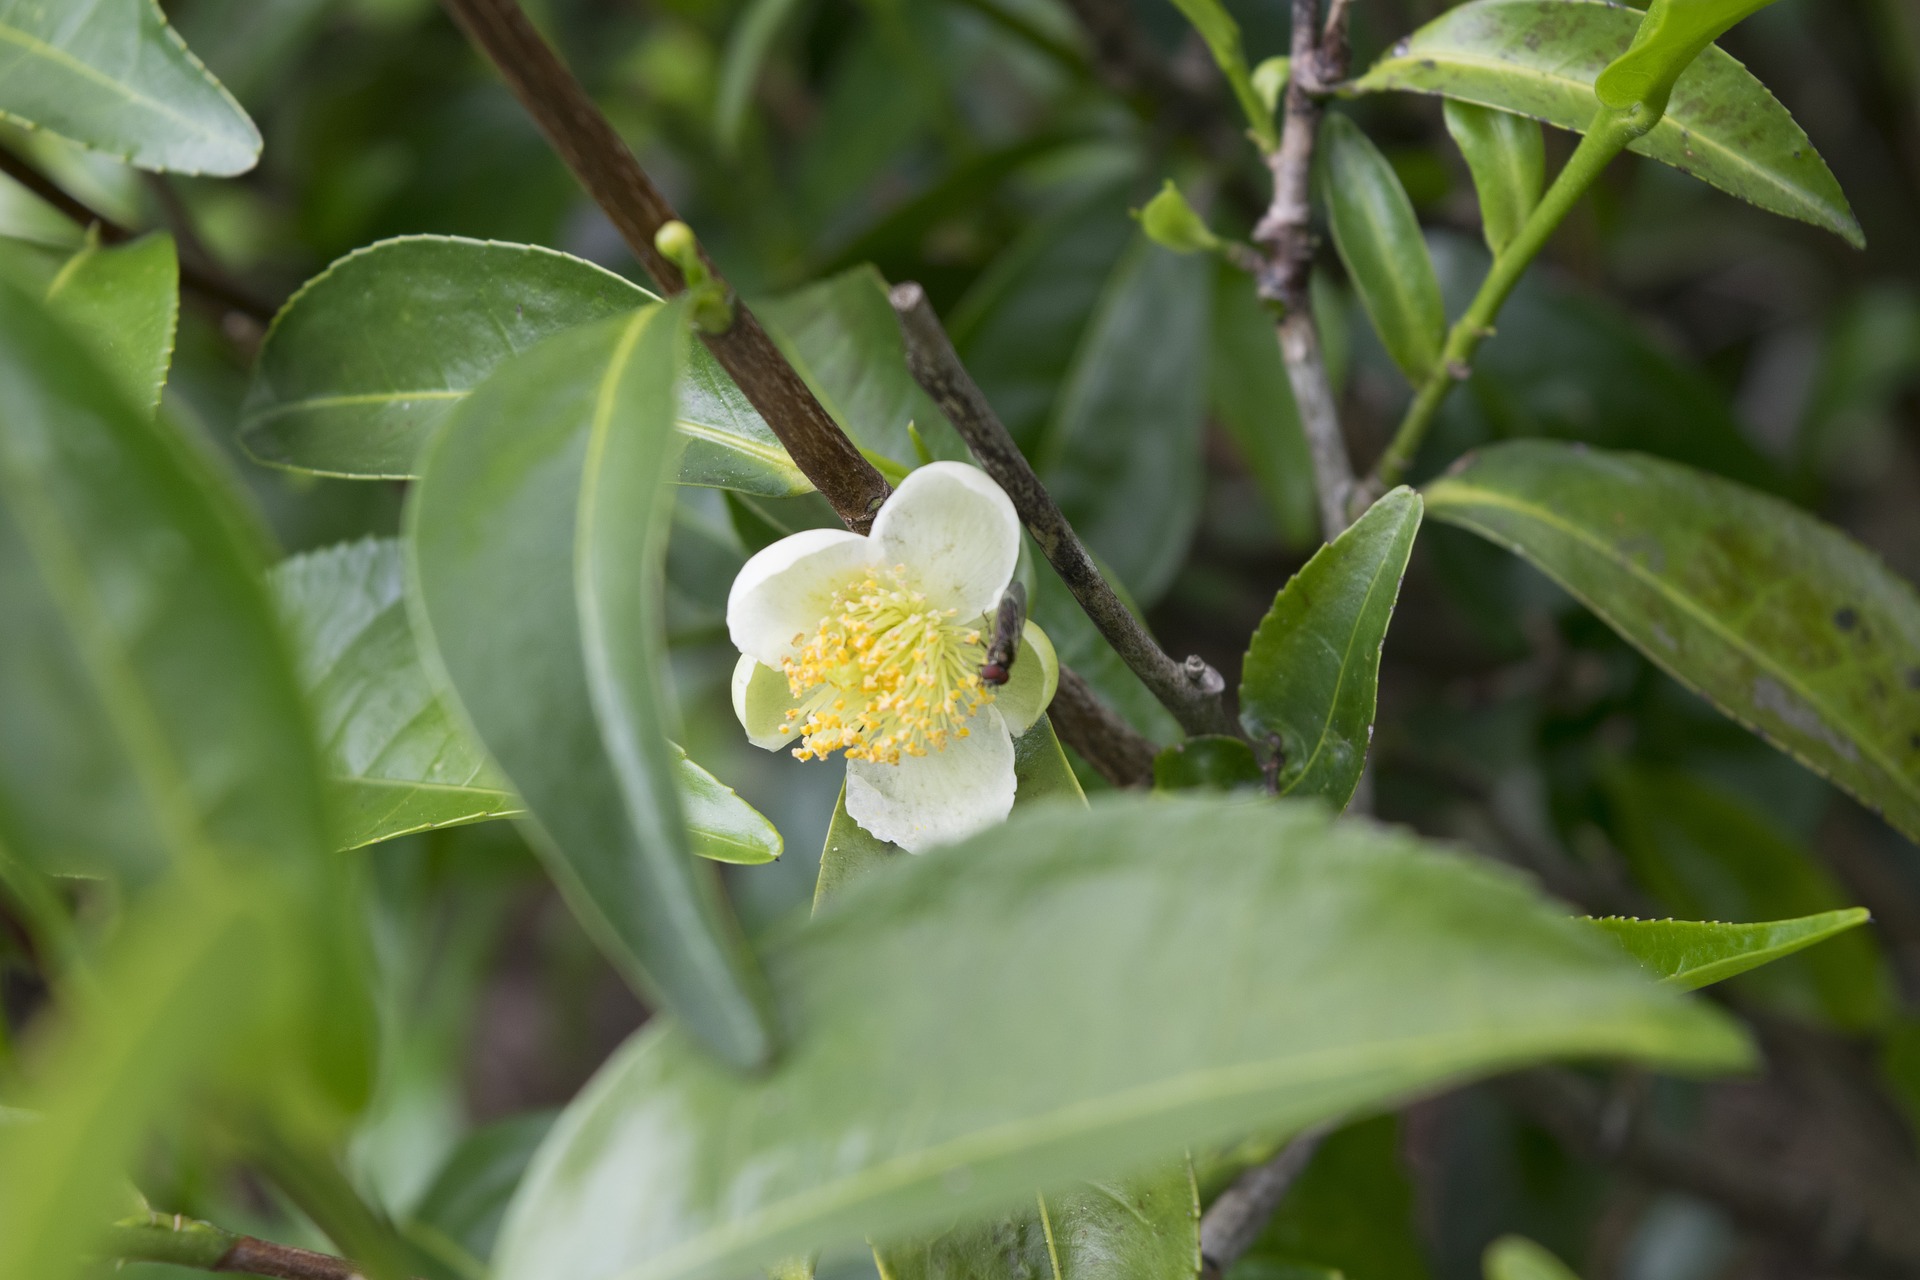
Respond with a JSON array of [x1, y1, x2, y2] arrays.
[[731, 654, 802, 750], [991, 621, 1059, 735], [872, 462, 1021, 619], [845, 705, 1016, 853], [726, 527, 875, 668]]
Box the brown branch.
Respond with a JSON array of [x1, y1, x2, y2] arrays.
[[1046, 666, 1159, 787], [102, 1215, 407, 1280], [890, 281, 1241, 740], [1252, 0, 1356, 540], [1503, 1069, 1920, 1280], [436, 0, 891, 533], [1198, 1122, 1335, 1278], [0, 143, 275, 322]]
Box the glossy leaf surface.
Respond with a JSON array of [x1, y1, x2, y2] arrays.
[[271, 538, 780, 862], [1317, 114, 1445, 386], [495, 795, 1746, 1280], [241, 237, 805, 495], [1154, 737, 1264, 792], [0, 0, 260, 174], [1592, 910, 1870, 992], [1425, 442, 1920, 844], [1594, 0, 1779, 117], [1350, 0, 1862, 247], [408, 305, 775, 1068], [1240, 488, 1423, 809], [1443, 100, 1543, 256], [0, 278, 327, 882]]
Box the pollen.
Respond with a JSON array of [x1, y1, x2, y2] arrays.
[[781, 565, 992, 766]]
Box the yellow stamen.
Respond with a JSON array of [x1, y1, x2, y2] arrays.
[[780, 565, 993, 766]]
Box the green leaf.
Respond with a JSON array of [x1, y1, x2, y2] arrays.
[[1594, 0, 1780, 119], [1591, 910, 1872, 993], [1231, 1117, 1428, 1280], [1139, 180, 1222, 256], [0, 231, 180, 412], [1483, 1236, 1580, 1280], [1442, 101, 1543, 257], [1209, 266, 1318, 550], [715, 0, 807, 152], [1154, 736, 1264, 791], [1316, 115, 1445, 386], [0, 277, 328, 883], [408, 304, 776, 1068], [1349, 0, 1863, 248], [1602, 765, 1890, 1024], [411, 1112, 556, 1268], [494, 795, 1746, 1280], [271, 538, 781, 862], [0, 0, 260, 175], [1041, 235, 1214, 603], [1424, 441, 1920, 845], [757, 264, 971, 473], [1239, 488, 1423, 809], [877, 1161, 1201, 1279], [240, 237, 806, 495]]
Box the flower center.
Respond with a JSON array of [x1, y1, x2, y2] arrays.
[[779, 564, 992, 766]]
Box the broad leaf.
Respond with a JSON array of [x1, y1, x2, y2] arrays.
[[1240, 488, 1423, 809], [1603, 766, 1889, 1025], [0, 232, 180, 411], [494, 796, 1746, 1280], [1591, 910, 1871, 993], [241, 237, 806, 496], [0, 0, 260, 175], [1442, 101, 1543, 257], [877, 1161, 1201, 1279], [408, 304, 776, 1068], [1484, 1237, 1580, 1280], [1154, 736, 1264, 791], [1209, 266, 1318, 550], [1040, 235, 1213, 603], [270, 538, 781, 863], [0, 278, 328, 883], [1425, 442, 1920, 844], [1349, 0, 1862, 247], [1316, 115, 1445, 386], [757, 264, 971, 472]]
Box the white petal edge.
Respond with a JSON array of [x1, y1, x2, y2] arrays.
[[726, 527, 875, 668], [732, 654, 801, 750], [871, 462, 1022, 619], [845, 705, 1016, 854], [992, 621, 1058, 736]]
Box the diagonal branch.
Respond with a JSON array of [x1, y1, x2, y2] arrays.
[[1046, 666, 1158, 787], [103, 1214, 400, 1280], [1198, 1122, 1335, 1278], [890, 282, 1241, 741], [436, 0, 892, 534]]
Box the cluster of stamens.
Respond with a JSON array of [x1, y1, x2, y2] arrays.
[[779, 564, 992, 766]]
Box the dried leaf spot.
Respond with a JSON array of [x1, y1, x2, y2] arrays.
[[1835, 606, 1860, 631], [1752, 676, 1859, 763], [1909, 668, 1920, 691]]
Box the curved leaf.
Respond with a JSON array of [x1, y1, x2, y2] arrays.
[[1317, 115, 1445, 386], [240, 237, 806, 496], [1594, 0, 1779, 117], [0, 0, 259, 175], [1591, 910, 1871, 992], [1442, 100, 1543, 256], [0, 231, 180, 412], [1349, 0, 1862, 247], [407, 305, 776, 1068], [271, 538, 779, 862], [1239, 488, 1423, 809], [494, 795, 1747, 1280], [1425, 442, 1920, 844]]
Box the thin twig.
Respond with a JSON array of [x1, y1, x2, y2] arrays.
[[103, 1214, 399, 1280], [0, 143, 275, 322], [1252, 0, 1357, 541], [890, 281, 1241, 740], [1198, 1122, 1335, 1278], [1046, 666, 1158, 787], [436, 0, 892, 534], [1503, 1069, 1920, 1280]]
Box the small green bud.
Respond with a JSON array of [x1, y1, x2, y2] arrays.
[[654, 220, 704, 278], [1137, 181, 1221, 256], [1252, 56, 1290, 117]]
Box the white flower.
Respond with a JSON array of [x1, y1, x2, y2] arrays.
[[726, 462, 1058, 853]]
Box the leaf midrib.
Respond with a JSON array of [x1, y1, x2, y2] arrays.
[[1428, 482, 1914, 810], [0, 17, 219, 140]]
